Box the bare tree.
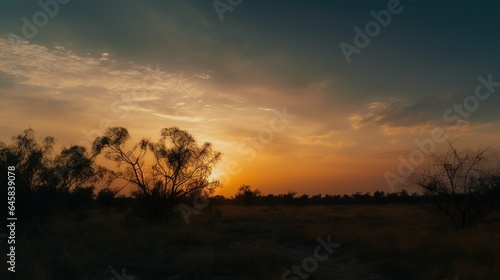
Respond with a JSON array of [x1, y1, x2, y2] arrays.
[[53, 145, 108, 218], [53, 145, 107, 192], [92, 127, 221, 221], [0, 129, 108, 222], [0, 128, 55, 195], [0, 129, 56, 222], [410, 142, 500, 227]]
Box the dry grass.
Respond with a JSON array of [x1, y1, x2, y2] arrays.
[[1, 204, 499, 279]]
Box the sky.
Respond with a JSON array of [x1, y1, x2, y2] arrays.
[[1, 0, 500, 197]]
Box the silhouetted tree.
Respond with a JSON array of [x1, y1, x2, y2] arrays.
[[297, 194, 309, 206], [53, 145, 106, 191], [54, 145, 107, 218], [310, 194, 323, 205], [351, 192, 371, 204], [340, 194, 351, 204], [0, 128, 54, 194], [0, 129, 59, 223], [92, 127, 221, 221], [235, 185, 262, 206], [0, 129, 110, 224], [373, 191, 385, 204], [386, 192, 400, 203], [410, 142, 500, 227], [210, 195, 227, 206], [283, 191, 297, 205]]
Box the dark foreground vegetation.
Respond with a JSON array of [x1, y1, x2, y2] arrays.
[[1, 204, 499, 280], [1, 128, 500, 279]]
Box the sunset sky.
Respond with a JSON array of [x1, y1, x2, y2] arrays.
[[1, 1, 500, 196]]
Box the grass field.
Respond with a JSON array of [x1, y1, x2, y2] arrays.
[[3, 204, 500, 280]]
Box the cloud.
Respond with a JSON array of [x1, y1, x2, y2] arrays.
[[0, 36, 202, 94], [0, 35, 209, 118], [349, 96, 496, 136], [349, 101, 398, 129], [298, 130, 356, 148], [153, 112, 203, 122]]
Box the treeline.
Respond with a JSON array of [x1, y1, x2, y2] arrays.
[[209, 185, 425, 206], [2, 128, 499, 229]]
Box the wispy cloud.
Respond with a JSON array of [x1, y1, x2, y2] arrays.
[[298, 130, 356, 148], [349, 97, 495, 136]]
